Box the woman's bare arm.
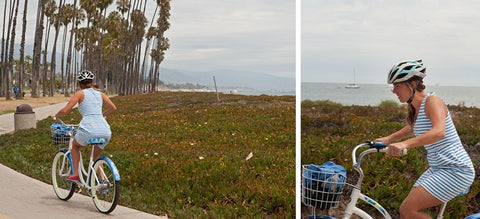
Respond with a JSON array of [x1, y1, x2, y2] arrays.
[[102, 93, 117, 117], [53, 91, 82, 118]]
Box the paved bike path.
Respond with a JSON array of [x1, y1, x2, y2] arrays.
[[0, 102, 166, 218]]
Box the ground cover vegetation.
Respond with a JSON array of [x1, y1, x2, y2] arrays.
[[0, 91, 295, 218], [302, 100, 480, 218]]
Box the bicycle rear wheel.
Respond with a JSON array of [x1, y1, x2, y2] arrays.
[[51, 150, 75, 200], [90, 157, 120, 214]]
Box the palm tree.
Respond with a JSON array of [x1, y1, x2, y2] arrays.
[[5, 0, 21, 100], [0, 0, 9, 97], [42, 0, 56, 96], [128, 8, 147, 95], [141, 25, 157, 92], [101, 10, 122, 93], [79, 0, 99, 69], [25, 55, 33, 88], [151, 0, 170, 92], [31, 0, 46, 98], [113, 0, 130, 96], [49, 0, 65, 97], [59, 3, 75, 96], [17, 0, 28, 99], [65, 1, 83, 96], [1, 0, 13, 98], [96, 0, 114, 91]]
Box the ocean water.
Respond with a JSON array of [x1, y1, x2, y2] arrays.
[[218, 87, 296, 96], [302, 82, 480, 108]]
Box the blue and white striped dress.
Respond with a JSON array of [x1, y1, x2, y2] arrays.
[[75, 88, 111, 149], [413, 92, 474, 203]]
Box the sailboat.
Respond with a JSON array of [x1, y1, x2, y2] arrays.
[[345, 69, 360, 89]]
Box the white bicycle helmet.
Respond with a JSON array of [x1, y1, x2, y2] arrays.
[[387, 60, 426, 84], [77, 70, 95, 82]]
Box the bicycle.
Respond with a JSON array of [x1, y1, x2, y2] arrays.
[[302, 141, 469, 219], [50, 118, 120, 214]]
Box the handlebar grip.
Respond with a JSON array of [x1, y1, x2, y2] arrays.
[[373, 141, 407, 156]]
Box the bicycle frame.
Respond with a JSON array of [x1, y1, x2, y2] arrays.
[[58, 134, 102, 191], [343, 142, 450, 219], [343, 142, 393, 219]]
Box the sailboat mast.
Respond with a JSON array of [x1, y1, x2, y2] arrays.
[[353, 68, 356, 84], [345, 68, 360, 88]]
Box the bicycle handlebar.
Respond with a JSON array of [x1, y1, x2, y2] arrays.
[[352, 141, 407, 167], [53, 117, 66, 125], [52, 117, 79, 130]]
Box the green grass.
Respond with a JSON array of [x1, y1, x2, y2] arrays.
[[302, 101, 480, 218], [379, 99, 400, 107], [0, 92, 295, 218]]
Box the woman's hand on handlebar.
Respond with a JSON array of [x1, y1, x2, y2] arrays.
[[387, 142, 407, 157], [374, 137, 389, 146]]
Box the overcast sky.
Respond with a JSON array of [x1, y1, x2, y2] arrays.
[[302, 0, 480, 87], [3, 0, 295, 78]]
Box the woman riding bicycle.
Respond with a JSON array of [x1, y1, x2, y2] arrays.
[[375, 60, 475, 218], [52, 70, 117, 183]]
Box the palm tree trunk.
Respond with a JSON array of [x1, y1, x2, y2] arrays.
[[6, 0, 20, 100], [17, 0, 28, 99], [50, 0, 65, 97], [42, 20, 51, 97], [31, 0, 45, 98], [60, 24, 67, 96], [65, 0, 78, 97], [0, 0, 9, 97], [2, 0, 14, 98]]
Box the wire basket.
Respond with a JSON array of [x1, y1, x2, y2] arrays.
[[51, 123, 77, 146], [302, 164, 346, 210]]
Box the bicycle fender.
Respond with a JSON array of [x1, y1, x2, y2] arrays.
[[98, 156, 121, 181], [59, 148, 74, 175]]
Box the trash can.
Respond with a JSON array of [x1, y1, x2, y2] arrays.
[[14, 104, 36, 131]]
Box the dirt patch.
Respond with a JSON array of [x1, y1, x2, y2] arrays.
[[0, 94, 71, 115]]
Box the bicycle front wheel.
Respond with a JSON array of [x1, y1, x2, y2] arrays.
[[51, 150, 75, 200], [90, 157, 120, 214]]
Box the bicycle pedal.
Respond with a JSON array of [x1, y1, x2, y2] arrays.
[[75, 186, 82, 193]]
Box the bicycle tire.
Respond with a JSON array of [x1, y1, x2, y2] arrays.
[[51, 150, 75, 200], [89, 157, 120, 214]]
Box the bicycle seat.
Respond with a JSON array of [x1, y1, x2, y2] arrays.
[[88, 137, 107, 145]]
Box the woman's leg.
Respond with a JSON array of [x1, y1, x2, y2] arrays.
[[93, 146, 105, 180], [70, 139, 82, 176], [93, 145, 102, 161], [400, 185, 444, 219]]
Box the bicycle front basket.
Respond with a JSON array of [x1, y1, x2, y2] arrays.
[[301, 163, 346, 210], [51, 123, 74, 146]]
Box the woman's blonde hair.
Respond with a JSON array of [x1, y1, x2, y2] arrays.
[[407, 79, 426, 126]]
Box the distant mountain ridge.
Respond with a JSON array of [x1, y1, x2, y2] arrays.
[[11, 43, 294, 91], [159, 68, 295, 91]]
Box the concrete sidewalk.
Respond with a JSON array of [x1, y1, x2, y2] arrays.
[[0, 102, 67, 135], [0, 102, 166, 218]]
